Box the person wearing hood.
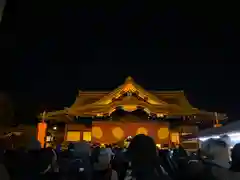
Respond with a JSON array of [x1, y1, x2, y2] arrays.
[[220, 135, 231, 147], [201, 138, 231, 168], [211, 143, 240, 180], [191, 138, 231, 180], [92, 147, 118, 180]]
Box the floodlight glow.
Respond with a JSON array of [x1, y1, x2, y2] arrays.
[[199, 135, 220, 142], [228, 132, 240, 137], [230, 136, 240, 141]]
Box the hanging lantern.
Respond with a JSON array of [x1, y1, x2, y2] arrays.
[[37, 112, 47, 148], [37, 122, 47, 148]]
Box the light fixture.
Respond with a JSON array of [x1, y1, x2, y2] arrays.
[[198, 132, 240, 147], [157, 114, 164, 118], [53, 126, 57, 130]]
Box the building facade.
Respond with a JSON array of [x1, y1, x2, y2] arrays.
[[39, 77, 227, 148]]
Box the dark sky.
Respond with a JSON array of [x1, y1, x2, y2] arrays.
[[1, 1, 240, 123]]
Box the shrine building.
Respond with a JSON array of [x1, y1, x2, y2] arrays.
[[38, 77, 227, 149]]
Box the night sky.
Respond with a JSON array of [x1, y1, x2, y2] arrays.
[[0, 1, 240, 123]]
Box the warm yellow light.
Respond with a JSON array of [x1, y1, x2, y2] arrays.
[[109, 108, 116, 115], [136, 127, 148, 135], [157, 114, 164, 118], [83, 132, 91, 141], [66, 131, 80, 142], [156, 144, 161, 148], [214, 124, 222, 127], [124, 141, 130, 148], [122, 105, 137, 112], [157, 128, 169, 139], [144, 108, 151, 114], [171, 132, 180, 144], [92, 127, 103, 139], [104, 100, 112, 104], [123, 84, 135, 92], [37, 122, 47, 148], [112, 127, 124, 140]]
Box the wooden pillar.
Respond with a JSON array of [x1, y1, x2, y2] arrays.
[[64, 124, 68, 141], [168, 132, 172, 149]]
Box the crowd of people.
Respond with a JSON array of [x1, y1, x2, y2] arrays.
[[0, 134, 240, 180]]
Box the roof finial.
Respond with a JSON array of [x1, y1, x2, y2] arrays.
[[125, 76, 134, 83]]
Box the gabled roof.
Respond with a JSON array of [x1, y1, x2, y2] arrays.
[[70, 91, 108, 109], [89, 76, 168, 105], [64, 77, 200, 117], [38, 110, 73, 122], [39, 76, 227, 121], [151, 90, 195, 110], [69, 77, 195, 110]]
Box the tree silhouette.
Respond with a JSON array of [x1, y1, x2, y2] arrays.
[[0, 92, 14, 125]]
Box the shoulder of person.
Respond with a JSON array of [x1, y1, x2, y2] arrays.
[[159, 165, 168, 175], [212, 166, 228, 180], [111, 169, 118, 180], [188, 161, 205, 174]]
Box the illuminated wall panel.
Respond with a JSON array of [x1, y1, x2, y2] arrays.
[[66, 131, 80, 142], [92, 127, 103, 139], [157, 128, 169, 139], [92, 121, 169, 144], [83, 132, 91, 141], [136, 127, 148, 135], [171, 132, 180, 144], [112, 127, 124, 140]]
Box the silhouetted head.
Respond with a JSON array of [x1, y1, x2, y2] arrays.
[[72, 141, 91, 157], [92, 147, 112, 170], [27, 138, 41, 151], [127, 134, 157, 168]]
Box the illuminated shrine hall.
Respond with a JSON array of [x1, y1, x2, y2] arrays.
[[39, 77, 227, 148]]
